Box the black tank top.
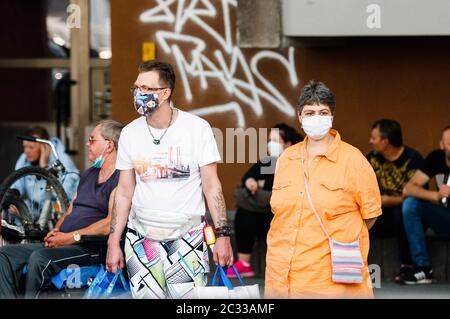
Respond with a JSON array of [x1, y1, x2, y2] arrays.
[[60, 167, 119, 233]]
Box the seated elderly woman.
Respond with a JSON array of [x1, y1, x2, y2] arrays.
[[0, 120, 123, 299]]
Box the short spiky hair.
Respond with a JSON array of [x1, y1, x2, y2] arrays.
[[138, 60, 176, 97], [372, 119, 403, 147], [296, 81, 336, 115]]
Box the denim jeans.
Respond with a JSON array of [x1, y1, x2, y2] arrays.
[[370, 204, 413, 265], [402, 197, 450, 267]]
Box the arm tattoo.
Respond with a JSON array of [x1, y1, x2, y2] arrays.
[[213, 191, 228, 227], [109, 199, 117, 234]]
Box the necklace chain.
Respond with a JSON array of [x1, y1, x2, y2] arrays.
[[147, 108, 174, 145]]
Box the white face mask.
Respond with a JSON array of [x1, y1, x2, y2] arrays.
[[301, 115, 333, 140], [267, 141, 284, 157]]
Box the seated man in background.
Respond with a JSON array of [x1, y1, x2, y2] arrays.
[[6, 126, 80, 225], [401, 125, 450, 284], [367, 119, 423, 283], [0, 120, 123, 298]]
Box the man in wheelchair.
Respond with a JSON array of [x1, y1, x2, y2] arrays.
[[0, 120, 123, 298]]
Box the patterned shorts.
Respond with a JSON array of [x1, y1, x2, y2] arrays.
[[125, 222, 210, 299]]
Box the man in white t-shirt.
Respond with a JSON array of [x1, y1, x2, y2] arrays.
[[106, 60, 233, 299]]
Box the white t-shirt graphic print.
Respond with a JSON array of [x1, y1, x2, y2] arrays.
[[116, 109, 221, 239], [133, 145, 191, 182]]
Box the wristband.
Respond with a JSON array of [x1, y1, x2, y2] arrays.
[[215, 225, 232, 237]]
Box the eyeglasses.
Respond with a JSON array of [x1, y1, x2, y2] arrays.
[[88, 137, 108, 145], [130, 85, 168, 94]]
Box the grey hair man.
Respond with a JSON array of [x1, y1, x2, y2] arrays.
[[0, 120, 123, 298]]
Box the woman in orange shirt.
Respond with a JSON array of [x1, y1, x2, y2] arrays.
[[265, 81, 382, 298]]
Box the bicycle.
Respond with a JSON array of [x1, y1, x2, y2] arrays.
[[0, 136, 72, 243]]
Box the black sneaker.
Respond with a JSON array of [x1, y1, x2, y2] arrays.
[[394, 266, 413, 284], [401, 267, 433, 285]]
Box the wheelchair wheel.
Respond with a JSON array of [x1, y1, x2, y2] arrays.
[[0, 166, 70, 240]]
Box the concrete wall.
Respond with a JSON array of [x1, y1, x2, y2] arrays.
[[283, 0, 450, 36], [110, 0, 450, 208]]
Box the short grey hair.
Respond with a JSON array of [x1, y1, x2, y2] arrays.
[[96, 119, 124, 149], [297, 80, 336, 115]]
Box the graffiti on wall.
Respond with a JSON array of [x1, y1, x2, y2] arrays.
[[139, 0, 299, 127]]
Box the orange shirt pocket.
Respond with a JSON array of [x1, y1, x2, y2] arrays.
[[318, 178, 363, 243], [272, 180, 292, 192], [317, 179, 347, 213], [270, 180, 297, 214], [318, 179, 360, 223], [324, 208, 353, 220]]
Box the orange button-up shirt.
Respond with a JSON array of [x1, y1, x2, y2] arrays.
[[265, 130, 382, 298]]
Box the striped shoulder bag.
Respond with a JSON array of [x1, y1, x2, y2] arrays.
[[301, 152, 364, 284]]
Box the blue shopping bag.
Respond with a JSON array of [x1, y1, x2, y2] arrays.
[[192, 265, 260, 299], [51, 265, 101, 289], [212, 265, 245, 288], [83, 265, 131, 299]]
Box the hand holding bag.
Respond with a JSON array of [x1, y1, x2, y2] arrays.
[[83, 265, 131, 299], [192, 265, 260, 299]]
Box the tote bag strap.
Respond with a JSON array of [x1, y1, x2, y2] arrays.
[[211, 266, 233, 289], [301, 148, 332, 242], [105, 270, 121, 297], [211, 265, 245, 289]]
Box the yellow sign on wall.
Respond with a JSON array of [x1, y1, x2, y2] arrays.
[[142, 42, 155, 61]]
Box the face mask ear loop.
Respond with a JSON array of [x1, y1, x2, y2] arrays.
[[100, 140, 111, 162], [93, 141, 110, 167]]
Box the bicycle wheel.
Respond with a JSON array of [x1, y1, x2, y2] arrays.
[[0, 189, 31, 243], [0, 166, 70, 240]]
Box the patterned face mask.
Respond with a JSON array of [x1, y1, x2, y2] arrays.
[[134, 90, 160, 116]]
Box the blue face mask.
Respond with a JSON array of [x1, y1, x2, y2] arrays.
[[92, 155, 105, 168], [134, 90, 160, 116], [92, 143, 109, 168]]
